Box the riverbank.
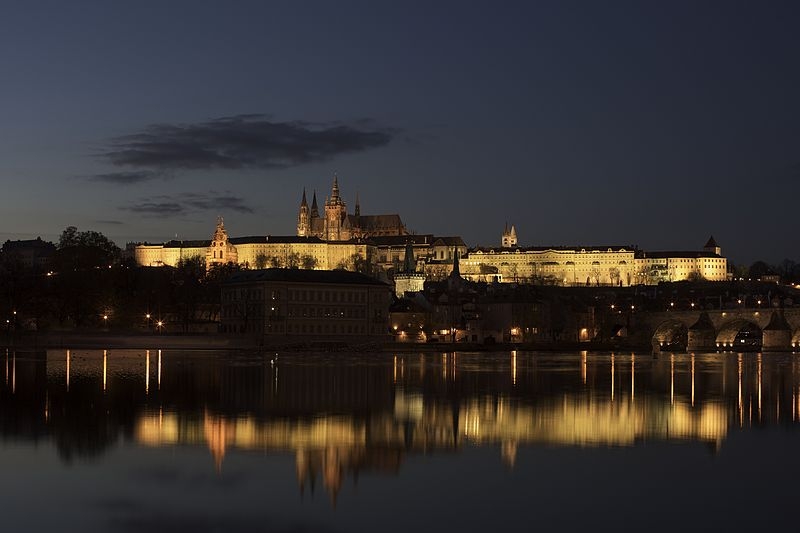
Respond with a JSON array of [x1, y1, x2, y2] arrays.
[[1, 331, 650, 353]]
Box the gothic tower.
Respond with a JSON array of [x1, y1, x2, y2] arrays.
[[297, 189, 310, 236], [324, 175, 347, 241], [393, 239, 425, 297], [310, 190, 319, 218], [501, 223, 517, 248]]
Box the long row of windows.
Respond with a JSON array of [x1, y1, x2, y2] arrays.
[[287, 306, 366, 319], [288, 289, 367, 303]]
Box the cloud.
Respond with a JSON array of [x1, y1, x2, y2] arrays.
[[87, 170, 167, 185], [94, 219, 125, 225], [101, 114, 396, 171], [121, 191, 254, 218]]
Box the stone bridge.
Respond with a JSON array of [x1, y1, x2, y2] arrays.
[[630, 307, 800, 352]]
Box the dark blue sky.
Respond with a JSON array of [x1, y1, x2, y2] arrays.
[[1, 1, 798, 265]]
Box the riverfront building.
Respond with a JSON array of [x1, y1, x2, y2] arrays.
[[220, 268, 392, 338]]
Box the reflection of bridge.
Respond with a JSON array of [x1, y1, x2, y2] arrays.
[[635, 308, 800, 351]]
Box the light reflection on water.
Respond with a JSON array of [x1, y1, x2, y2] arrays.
[[1, 348, 800, 531]]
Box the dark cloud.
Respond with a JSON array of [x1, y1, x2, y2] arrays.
[[87, 170, 166, 185], [94, 219, 125, 225], [122, 201, 185, 217], [121, 191, 254, 218], [102, 114, 396, 171]]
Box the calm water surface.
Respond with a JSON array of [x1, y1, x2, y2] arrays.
[[1, 348, 799, 532]]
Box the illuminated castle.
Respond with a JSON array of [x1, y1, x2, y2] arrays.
[[297, 175, 407, 241]]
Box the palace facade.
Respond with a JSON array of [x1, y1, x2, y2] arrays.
[[132, 217, 371, 271], [459, 229, 728, 286]]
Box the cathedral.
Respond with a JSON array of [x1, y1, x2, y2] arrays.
[[297, 175, 407, 241]]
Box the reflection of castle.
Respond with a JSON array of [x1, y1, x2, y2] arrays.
[[5, 349, 799, 504], [297, 175, 407, 241]]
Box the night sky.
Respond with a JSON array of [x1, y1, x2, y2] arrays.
[[1, 1, 798, 265]]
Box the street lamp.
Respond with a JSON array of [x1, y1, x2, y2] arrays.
[[156, 320, 164, 334]]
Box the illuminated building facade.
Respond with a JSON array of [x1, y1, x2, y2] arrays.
[[460, 228, 727, 286], [297, 175, 407, 241], [132, 217, 372, 271]]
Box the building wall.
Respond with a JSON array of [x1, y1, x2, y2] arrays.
[[462, 248, 728, 285], [462, 248, 637, 286], [133, 241, 371, 271], [221, 279, 391, 337], [635, 256, 728, 283]]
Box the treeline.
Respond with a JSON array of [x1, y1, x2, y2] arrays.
[[0, 227, 241, 332], [730, 259, 800, 284]]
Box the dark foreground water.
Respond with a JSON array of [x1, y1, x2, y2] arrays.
[[1, 348, 799, 532]]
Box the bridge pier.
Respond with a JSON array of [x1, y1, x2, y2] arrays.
[[762, 312, 793, 351], [687, 312, 716, 352]]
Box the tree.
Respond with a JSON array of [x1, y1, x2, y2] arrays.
[[747, 261, 770, 281], [300, 254, 318, 270], [286, 252, 301, 269], [687, 270, 706, 282], [608, 267, 620, 286], [255, 253, 269, 269], [54, 226, 121, 270]]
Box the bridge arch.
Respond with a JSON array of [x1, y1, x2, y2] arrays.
[[652, 320, 688, 351], [716, 319, 762, 350]]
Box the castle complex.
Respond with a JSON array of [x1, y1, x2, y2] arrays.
[[129, 175, 728, 287], [297, 175, 406, 241]]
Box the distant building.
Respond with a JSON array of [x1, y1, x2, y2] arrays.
[[297, 175, 407, 241], [461, 227, 727, 286], [501, 223, 517, 248], [0, 237, 55, 269], [463, 244, 637, 285], [635, 236, 728, 283], [221, 268, 392, 339], [132, 217, 372, 272], [393, 240, 426, 297]]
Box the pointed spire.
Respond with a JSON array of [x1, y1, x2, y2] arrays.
[[311, 190, 319, 217], [451, 246, 460, 277], [331, 173, 340, 200], [354, 191, 360, 217], [300, 188, 308, 207], [403, 239, 415, 273]]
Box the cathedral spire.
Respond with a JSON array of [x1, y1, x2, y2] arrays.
[[300, 188, 308, 207], [331, 174, 340, 201], [311, 190, 319, 217], [354, 192, 360, 217]]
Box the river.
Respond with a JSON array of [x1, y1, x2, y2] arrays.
[[1, 348, 798, 531]]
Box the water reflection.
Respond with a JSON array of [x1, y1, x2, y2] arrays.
[[1, 348, 799, 500]]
